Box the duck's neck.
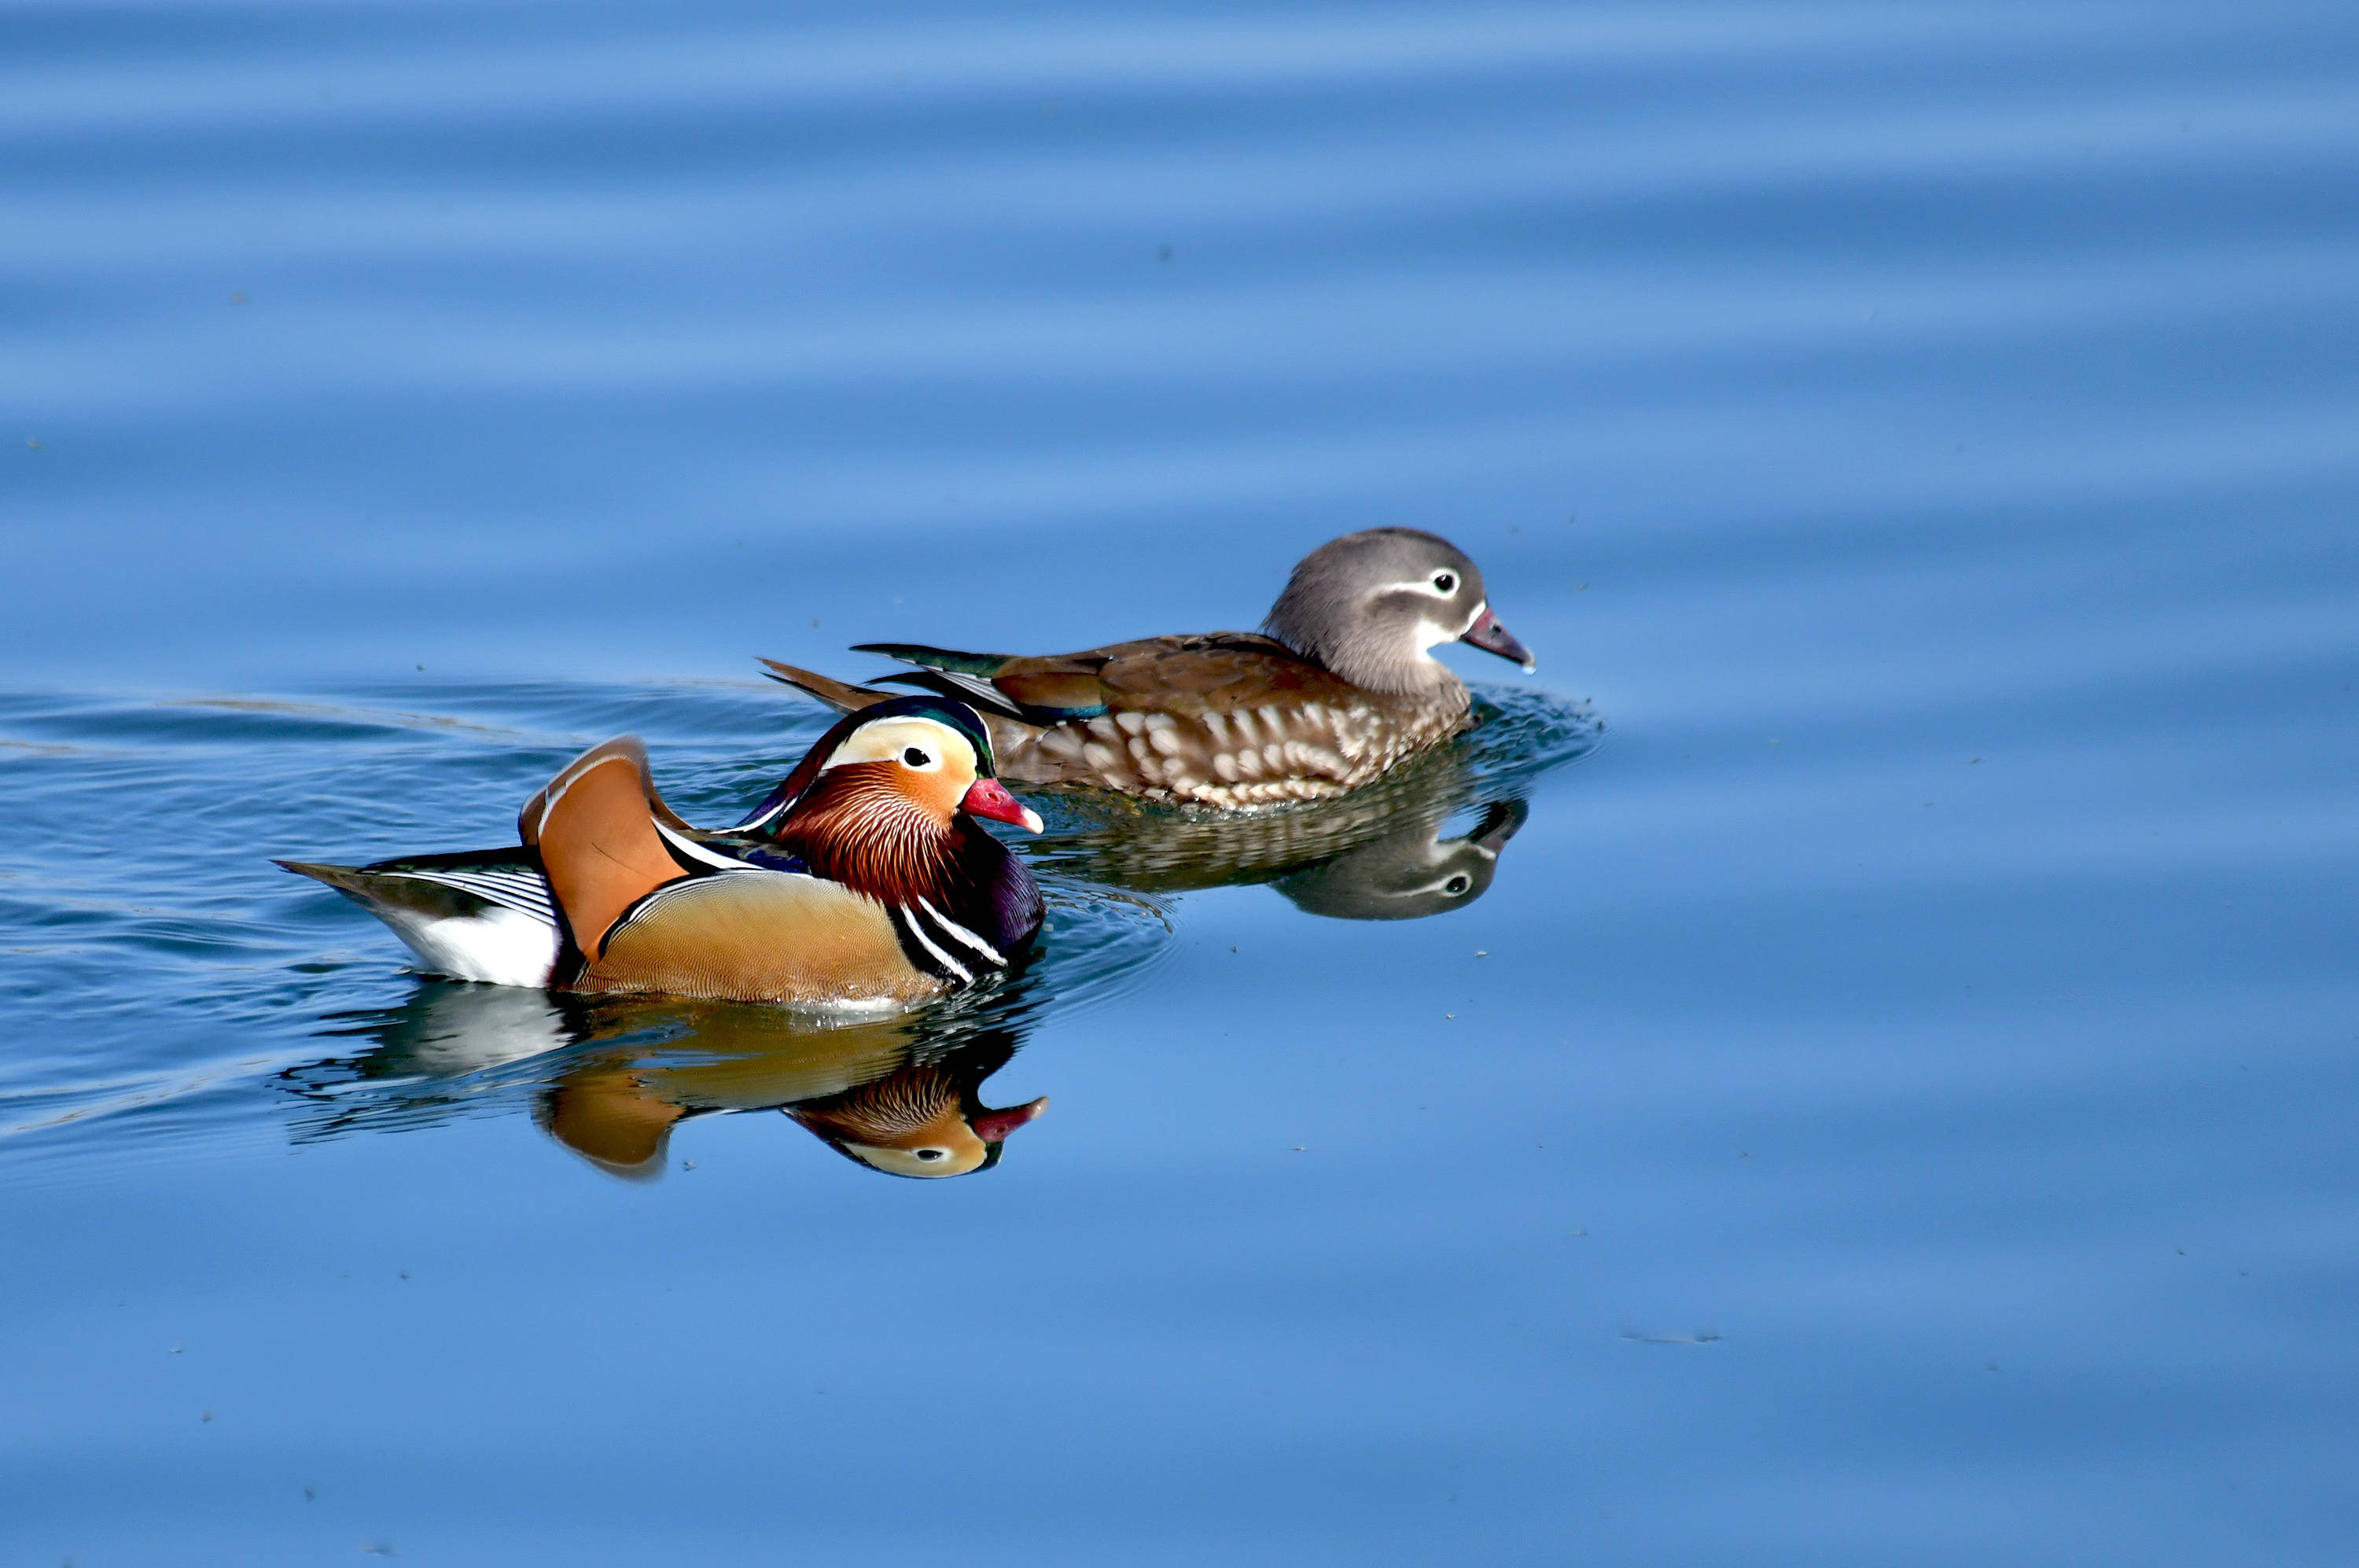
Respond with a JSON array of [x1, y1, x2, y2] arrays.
[[773, 772, 1040, 951], [1343, 645, 1468, 700], [773, 772, 960, 907], [794, 1063, 960, 1143], [1264, 614, 1467, 699]]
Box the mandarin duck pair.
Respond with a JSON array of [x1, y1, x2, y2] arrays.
[[285, 528, 1534, 1008]]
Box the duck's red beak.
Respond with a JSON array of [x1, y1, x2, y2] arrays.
[[959, 778, 1044, 834], [970, 1096, 1049, 1144], [1460, 605, 1536, 672]]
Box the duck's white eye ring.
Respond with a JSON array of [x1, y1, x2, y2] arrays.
[[1433, 572, 1456, 594], [915, 1147, 947, 1161], [1444, 874, 1471, 895], [903, 746, 933, 767]]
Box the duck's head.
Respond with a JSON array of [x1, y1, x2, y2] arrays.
[[738, 694, 1043, 838], [789, 1062, 1050, 1178], [1274, 798, 1529, 920], [1263, 528, 1535, 694]]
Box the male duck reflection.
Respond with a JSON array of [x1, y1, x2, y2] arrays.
[[542, 1007, 1045, 1180], [763, 528, 1536, 806], [291, 987, 1046, 1180], [278, 696, 1045, 1007]]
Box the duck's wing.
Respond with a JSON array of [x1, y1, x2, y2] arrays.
[[756, 653, 1089, 741], [276, 848, 561, 986], [539, 1065, 690, 1180], [1089, 633, 1366, 716], [850, 641, 1116, 724], [849, 633, 1343, 724], [518, 736, 729, 956]]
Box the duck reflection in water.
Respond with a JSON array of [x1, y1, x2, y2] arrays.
[[284, 981, 1047, 1180], [1032, 705, 1560, 921]]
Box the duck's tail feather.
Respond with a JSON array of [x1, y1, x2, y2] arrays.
[[274, 855, 560, 987], [757, 657, 896, 714], [277, 848, 554, 922], [870, 668, 1036, 723], [277, 858, 383, 903], [849, 642, 1014, 677]]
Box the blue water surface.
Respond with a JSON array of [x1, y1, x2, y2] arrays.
[[5, 2, 2358, 1563]]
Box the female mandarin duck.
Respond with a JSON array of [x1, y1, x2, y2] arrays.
[[277, 696, 1045, 1007], [761, 528, 1536, 808]]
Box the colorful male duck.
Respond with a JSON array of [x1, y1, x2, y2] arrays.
[[278, 696, 1044, 1008], [761, 528, 1536, 808]]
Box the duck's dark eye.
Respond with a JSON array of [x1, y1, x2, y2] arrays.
[[1433, 572, 1456, 594], [1444, 875, 1471, 895], [915, 1147, 945, 1161], [903, 746, 931, 767]]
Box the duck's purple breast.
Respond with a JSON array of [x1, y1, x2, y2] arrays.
[[960, 828, 1046, 955]]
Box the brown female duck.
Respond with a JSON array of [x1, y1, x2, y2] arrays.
[[761, 528, 1536, 808]]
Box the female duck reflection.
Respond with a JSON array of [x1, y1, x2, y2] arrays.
[[286, 983, 1049, 1180], [1028, 690, 1599, 920]]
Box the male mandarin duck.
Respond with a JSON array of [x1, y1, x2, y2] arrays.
[[277, 695, 1045, 1008], [761, 527, 1536, 807]]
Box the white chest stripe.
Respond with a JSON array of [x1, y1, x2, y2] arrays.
[[896, 907, 973, 984], [915, 896, 1008, 967]]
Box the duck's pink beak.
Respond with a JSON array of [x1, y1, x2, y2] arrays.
[[960, 778, 1044, 834], [1460, 605, 1536, 672], [970, 1096, 1049, 1144]]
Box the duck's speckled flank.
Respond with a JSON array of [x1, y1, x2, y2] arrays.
[[1002, 686, 1470, 805]]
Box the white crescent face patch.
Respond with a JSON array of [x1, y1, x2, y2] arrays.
[[1374, 572, 1482, 660], [1407, 598, 1488, 657], [843, 1139, 987, 1177], [822, 716, 977, 777]]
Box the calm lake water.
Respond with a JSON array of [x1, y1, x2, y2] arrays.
[[5, 2, 2357, 1562]]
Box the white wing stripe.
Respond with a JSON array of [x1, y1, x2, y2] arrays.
[[388, 870, 556, 924], [442, 881, 550, 918]]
